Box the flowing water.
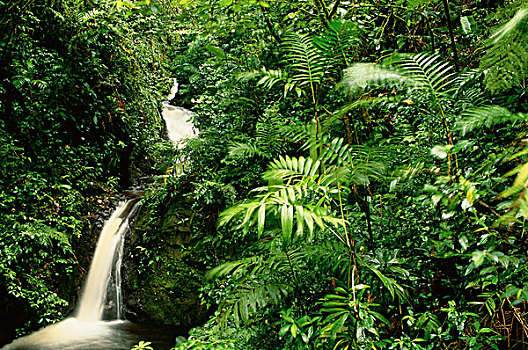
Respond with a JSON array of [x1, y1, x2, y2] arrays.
[[162, 103, 196, 148], [161, 79, 197, 148], [1, 81, 194, 350], [0, 200, 183, 350]]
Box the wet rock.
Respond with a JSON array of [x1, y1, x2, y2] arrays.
[[121, 187, 208, 328]]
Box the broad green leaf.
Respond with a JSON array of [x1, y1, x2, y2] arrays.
[[281, 204, 294, 244], [290, 323, 298, 337], [472, 250, 486, 267], [257, 204, 266, 236], [430, 145, 448, 159], [205, 44, 226, 59]]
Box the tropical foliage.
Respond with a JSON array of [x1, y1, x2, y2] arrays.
[[1, 0, 528, 350]]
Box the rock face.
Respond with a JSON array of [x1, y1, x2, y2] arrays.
[[121, 185, 209, 328], [121, 87, 205, 329]]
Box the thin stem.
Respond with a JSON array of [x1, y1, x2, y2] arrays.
[[260, 4, 281, 44], [337, 180, 357, 288], [441, 0, 460, 71]]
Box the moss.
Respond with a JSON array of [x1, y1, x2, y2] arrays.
[[122, 183, 209, 327]]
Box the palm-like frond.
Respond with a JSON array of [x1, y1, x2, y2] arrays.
[[256, 68, 285, 89], [303, 134, 388, 185], [12, 75, 49, 92], [207, 249, 307, 280], [398, 53, 457, 97], [342, 53, 457, 99], [342, 63, 410, 94], [481, 8, 528, 93], [219, 132, 389, 246], [229, 142, 268, 159], [228, 116, 286, 160], [363, 250, 410, 304], [217, 181, 347, 246], [282, 32, 327, 96], [215, 281, 292, 327], [237, 68, 298, 98], [456, 106, 528, 136], [313, 20, 360, 66], [207, 250, 306, 327], [490, 8, 528, 42]]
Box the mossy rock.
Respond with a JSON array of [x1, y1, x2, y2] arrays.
[[122, 186, 209, 327]]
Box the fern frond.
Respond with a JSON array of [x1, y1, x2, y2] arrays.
[[342, 63, 409, 94], [481, 8, 528, 93], [11, 76, 31, 91], [208, 250, 311, 327], [314, 20, 359, 66], [365, 264, 409, 303], [456, 106, 528, 136], [342, 53, 457, 98], [229, 142, 269, 159], [217, 282, 292, 327], [263, 155, 322, 183], [398, 53, 457, 97], [79, 8, 103, 23], [206, 256, 263, 280], [257, 69, 287, 90], [282, 32, 326, 89], [489, 8, 528, 43]]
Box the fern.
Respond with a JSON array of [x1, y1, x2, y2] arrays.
[[342, 53, 458, 149], [11, 75, 49, 92], [313, 20, 360, 67], [282, 32, 327, 102], [456, 105, 528, 136], [342, 63, 410, 94], [229, 142, 269, 159], [219, 137, 389, 246], [218, 153, 349, 245], [343, 53, 456, 99], [481, 8, 528, 94], [215, 281, 292, 327], [206, 250, 308, 327], [398, 53, 457, 97], [228, 114, 287, 160]]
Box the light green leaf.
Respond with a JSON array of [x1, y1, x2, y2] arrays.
[[472, 250, 486, 267], [205, 44, 226, 59], [430, 145, 448, 159]]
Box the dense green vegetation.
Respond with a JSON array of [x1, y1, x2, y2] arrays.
[[1, 0, 528, 349], [0, 0, 175, 342]]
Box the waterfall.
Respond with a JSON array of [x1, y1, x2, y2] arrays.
[[1, 78, 192, 350], [161, 78, 197, 147], [1, 199, 141, 350], [76, 199, 140, 321], [162, 104, 196, 147]]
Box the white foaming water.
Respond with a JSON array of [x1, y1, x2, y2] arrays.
[[2, 319, 123, 350], [162, 104, 197, 147], [162, 78, 197, 147], [1, 200, 141, 350], [76, 200, 139, 321]]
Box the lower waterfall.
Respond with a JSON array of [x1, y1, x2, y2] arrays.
[[76, 200, 140, 322], [0, 199, 181, 350]]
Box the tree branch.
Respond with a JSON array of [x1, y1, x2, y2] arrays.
[[329, 0, 342, 19], [313, 0, 330, 24]]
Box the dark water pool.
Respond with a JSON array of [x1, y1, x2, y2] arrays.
[[1, 319, 186, 350]]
